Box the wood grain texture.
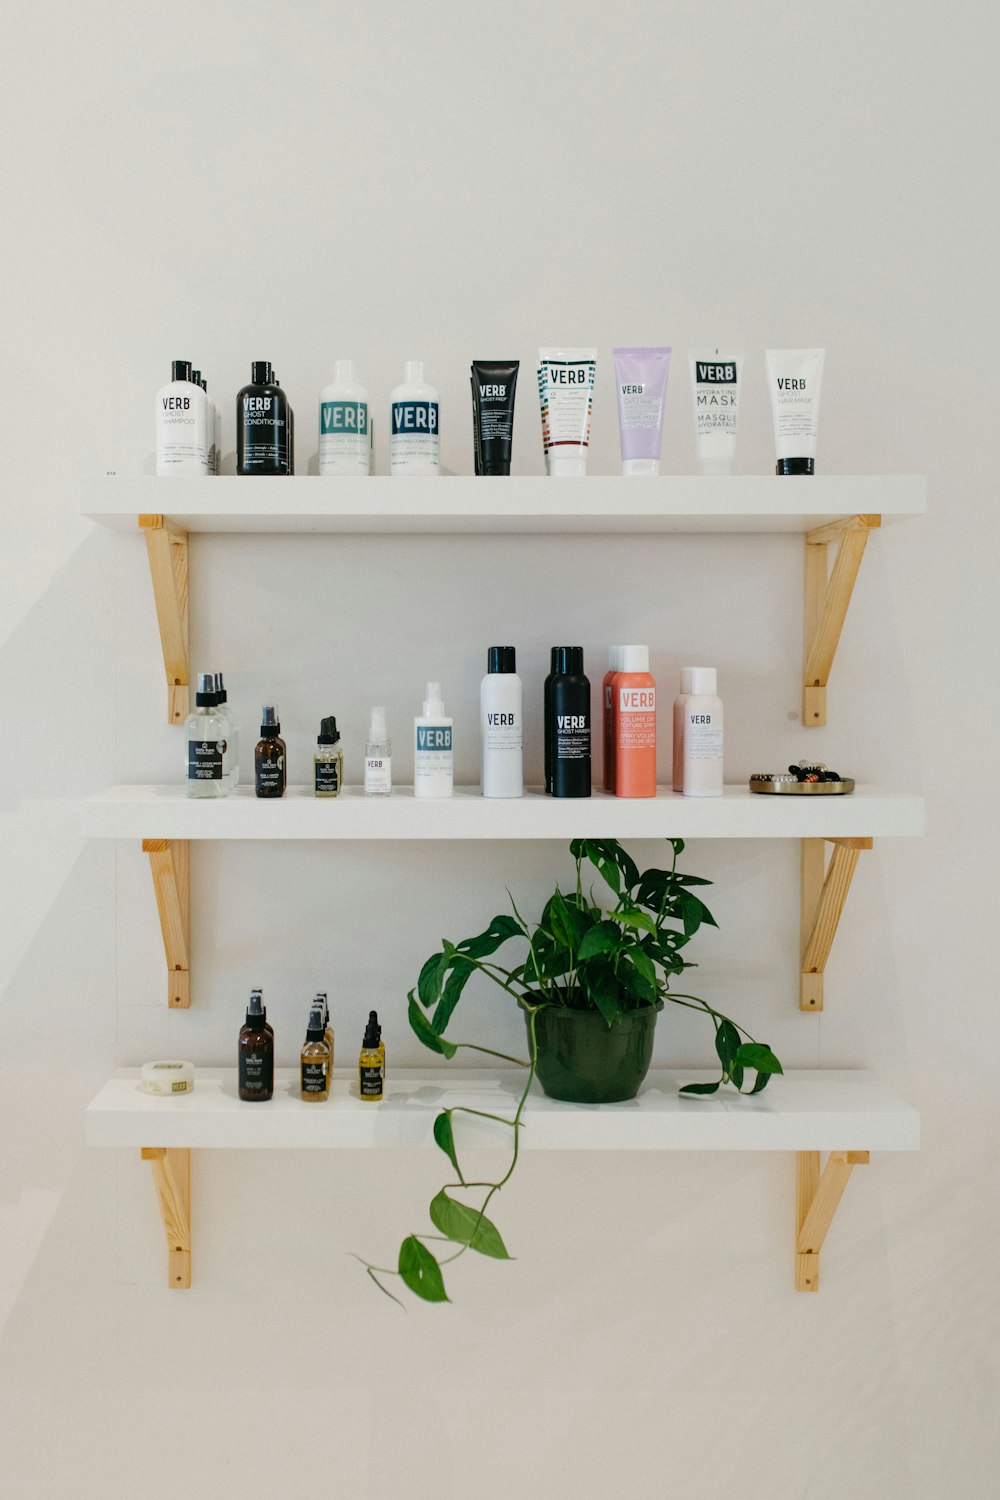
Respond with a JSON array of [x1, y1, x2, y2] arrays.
[[800, 838, 827, 1011], [142, 1146, 191, 1288], [141, 518, 189, 724], [802, 843, 861, 977], [142, 838, 190, 1007]]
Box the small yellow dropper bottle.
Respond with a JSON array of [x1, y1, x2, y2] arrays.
[[359, 1010, 384, 1101]]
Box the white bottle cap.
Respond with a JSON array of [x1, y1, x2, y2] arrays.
[[608, 645, 620, 672], [680, 667, 694, 694], [621, 458, 660, 476], [334, 359, 355, 383], [688, 666, 717, 695], [546, 454, 587, 477], [368, 705, 387, 739], [405, 360, 425, 383], [620, 645, 650, 673], [423, 681, 445, 716]]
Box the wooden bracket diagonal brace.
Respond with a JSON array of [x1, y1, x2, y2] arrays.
[[796, 1149, 869, 1291], [141, 1147, 192, 1288], [800, 837, 871, 1011], [142, 839, 190, 1008], [139, 515, 189, 726], [803, 514, 880, 727]]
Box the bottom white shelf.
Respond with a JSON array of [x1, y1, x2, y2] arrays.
[[86, 1068, 919, 1152]]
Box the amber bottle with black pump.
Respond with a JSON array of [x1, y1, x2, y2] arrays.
[[238, 990, 274, 1101], [255, 706, 286, 797], [359, 1011, 384, 1100], [300, 1004, 331, 1101]]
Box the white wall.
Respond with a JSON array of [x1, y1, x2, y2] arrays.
[[2, 2, 998, 1495]]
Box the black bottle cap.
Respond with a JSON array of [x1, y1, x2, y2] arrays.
[[245, 990, 265, 1031], [251, 360, 273, 385], [554, 646, 584, 675], [172, 360, 192, 382], [363, 1009, 381, 1047], [317, 716, 339, 745], [214, 672, 227, 705], [260, 705, 280, 734], [550, 647, 559, 672], [195, 671, 217, 707], [191, 369, 201, 386], [776, 457, 814, 475], [488, 646, 516, 674]]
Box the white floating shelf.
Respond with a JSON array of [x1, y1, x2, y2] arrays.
[[84, 474, 926, 535], [79, 783, 925, 841], [86, 1067, 920, 1153]]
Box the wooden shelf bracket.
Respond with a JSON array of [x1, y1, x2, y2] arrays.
[[803, 513, 880, 726], [795, 1149, 869, 1291], [142, 838, 190, 1008], [800, 836, 871, 1011], [139, 514, 189, 726], [141, 1147, 191, 1288]]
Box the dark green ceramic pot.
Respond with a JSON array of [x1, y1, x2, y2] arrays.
[[524, 999, 664, 1104]]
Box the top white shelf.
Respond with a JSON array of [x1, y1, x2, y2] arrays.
[[83, 475, 927, 536]]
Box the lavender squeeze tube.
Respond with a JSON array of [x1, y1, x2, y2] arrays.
[[613, 347, 671, 475]]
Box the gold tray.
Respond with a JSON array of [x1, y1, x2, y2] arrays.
[[748, 777, 855, 795]]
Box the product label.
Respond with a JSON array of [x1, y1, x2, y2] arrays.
[[319, 400, 370, 475], [555, 713, 591, 762], [301, 1059, 328, 1094], [188, 740, 224, 781], [314, 758, 341, 795], [359, 1063, 383, 1098], [539, 360, 595, 455], [618, 382, 663, 431], [687, 711, 723, 761], [239, 1048, 272, 1095], [240, 395, 289, 472], [617, 687, 656, 751], [484, 711, 521, 755], [390, 401, 440, 471], [364, 755, 392, 794], [256, 754, 284, 793], [416, 725, 452, 753]]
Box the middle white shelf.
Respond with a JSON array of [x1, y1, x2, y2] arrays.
[[79, 783, 925, 841]]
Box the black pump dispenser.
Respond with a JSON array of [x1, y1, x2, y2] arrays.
[[260, 706, 280, 736], [195, 672, 217, 708], [363, 1010, 381, 1048], [318, 716, 339, 745]]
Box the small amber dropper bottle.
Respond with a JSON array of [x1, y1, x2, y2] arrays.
[[359, 1010, 384, 1101]]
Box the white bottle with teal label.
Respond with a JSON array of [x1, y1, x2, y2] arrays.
[[319, 361, 370, 477], [414, 682, 453, 798], [390, 360, 440, 476]]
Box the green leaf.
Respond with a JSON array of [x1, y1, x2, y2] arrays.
[[679, 1079, 720, 1096], [617, 956, 657, 1004], [417, 951, 450, 1009], [398, 1236, 449, 1301], [629, 947, 657, 989], [715, 1019, 742, 1072], [576, 840, 621, 897], [455, 914, 522, 961], [748, 1070, 772, 1095], [429, 1190, 511, 1259], [576, 920, 623, 962], [669, 838, 685, 857], [730, 1062, 745, 1090], [581, 960, 623, 1025], [633, 868, 672, 911], [735, 1043, 783, 1075], [613, 906, 657, 936], [433, 1111, 461, 1176], [675, 890, 719, 934], [432, 955, 476, 1034], [547, 889, 579, 952], [672, 874, 714, 887], [407, 993, 457, 1058]]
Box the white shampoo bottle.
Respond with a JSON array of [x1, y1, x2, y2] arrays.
[[681, 667, 723, 797], [319, 361, 371, 477], [414, 682, 453, 797], [481, 646, 523, 798], [156, 359, 209, 475], [390, 361, 440, 476]]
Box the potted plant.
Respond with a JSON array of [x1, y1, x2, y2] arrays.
[[361, 837, 782, 1304]]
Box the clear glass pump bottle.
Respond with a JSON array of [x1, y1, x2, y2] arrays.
[[186, 672, 228, 798], [214, 672, 239, 790], [364, 706, 392, 797]]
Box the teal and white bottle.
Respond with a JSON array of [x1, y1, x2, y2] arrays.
[[319, 361, 371, 477]]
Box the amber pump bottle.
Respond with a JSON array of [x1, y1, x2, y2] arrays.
[[359, 1011, 384, 1101], [255, 706, 286, 797], [300, 1005, 331, 1101], [239, 990, 274, 1101]]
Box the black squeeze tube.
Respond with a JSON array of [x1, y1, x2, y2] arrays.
[[470, 360, 519, 476], [471, 374, 481, 475]]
